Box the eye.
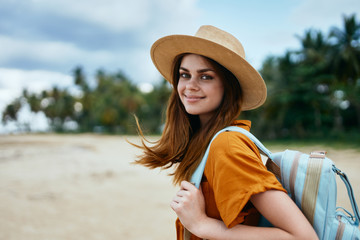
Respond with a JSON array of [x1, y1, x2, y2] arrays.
[[180, 72, 190, 79], [201, 74, 213, 80]]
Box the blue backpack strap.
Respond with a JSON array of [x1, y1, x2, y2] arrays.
[[333, 165, 360, 225], [190, 126, 273, 188], [224, 126, 273, 159], [190, 128, 228, 188]]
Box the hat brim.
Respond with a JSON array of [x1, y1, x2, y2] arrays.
[[151, 35, 267, 111]]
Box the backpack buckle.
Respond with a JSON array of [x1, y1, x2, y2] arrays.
[[310, 151, 327, 159]]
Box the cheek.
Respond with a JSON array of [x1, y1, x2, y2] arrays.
[[177, 81, 187, 94], [177, 82, 185, 102]]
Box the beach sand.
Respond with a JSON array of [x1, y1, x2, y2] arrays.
[[0, 134, 359, 239]]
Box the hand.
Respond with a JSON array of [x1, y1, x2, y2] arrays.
[[170, 180, 206, 233]]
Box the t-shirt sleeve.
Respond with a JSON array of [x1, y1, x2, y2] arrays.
[[205, 131, 286, 228]]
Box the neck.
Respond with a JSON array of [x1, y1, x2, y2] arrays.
[[199, 114, 212, 128]]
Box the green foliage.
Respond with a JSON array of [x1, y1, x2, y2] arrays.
[[243, 13, 360, 140], [2, 66, 171, 134], [2, 14, 359, 138], [135, 79, 172, 134], [69, 67, 171, 134], [2, 98, 21, 123]]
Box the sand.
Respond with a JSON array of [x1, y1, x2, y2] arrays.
[[0, 134, 359, 240]]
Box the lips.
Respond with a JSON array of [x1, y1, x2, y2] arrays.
[[184, 94, 204, 103]]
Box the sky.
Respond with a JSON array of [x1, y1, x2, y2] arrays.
[[0, 0, 359, 133]]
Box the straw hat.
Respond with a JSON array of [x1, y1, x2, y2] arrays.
[[150, 25, 267, 111]]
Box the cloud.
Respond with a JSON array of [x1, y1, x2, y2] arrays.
[[0, 0, 200, 79], [3, 0, 358, 133], [0, 68, 72, 89], [0, 68, 73, 109], [291, 0, 360, 31], [31, 0, 152, 32], [0, 35, 116, 72], [0, 0, 152, 34], [0, 0, 201, 132], [0, 0, 200, 45]]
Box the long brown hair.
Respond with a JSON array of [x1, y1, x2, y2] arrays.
[[133, 54, 243, 185]]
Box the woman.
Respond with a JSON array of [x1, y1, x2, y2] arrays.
[[134, 25, 318, 239]]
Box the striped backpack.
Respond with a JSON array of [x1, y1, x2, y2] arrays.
[[191, 126, 360, 240]]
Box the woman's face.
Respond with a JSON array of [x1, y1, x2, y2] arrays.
[[177, 54, 225, 126]]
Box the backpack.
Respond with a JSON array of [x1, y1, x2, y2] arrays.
[[190, 126, 360, 240]]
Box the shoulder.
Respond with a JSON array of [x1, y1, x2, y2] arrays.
[[205, 130, 262, 174], [210, 130, 259, 157]]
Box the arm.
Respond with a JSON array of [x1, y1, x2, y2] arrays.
[[171, 181, 318, 240]]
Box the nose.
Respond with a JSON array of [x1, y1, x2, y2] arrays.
[[185, 77, 199, 90]]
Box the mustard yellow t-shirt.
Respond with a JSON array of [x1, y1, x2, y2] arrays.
[[176, 120, 286, 239]]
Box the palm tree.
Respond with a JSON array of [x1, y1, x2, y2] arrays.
[[295, 29, 335, 134], [329, 14, 360, 84], [329, 14, 360, 128], [2, 98, 21, 124]]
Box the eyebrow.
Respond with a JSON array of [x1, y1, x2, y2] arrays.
[[179, 67, 215, 73]]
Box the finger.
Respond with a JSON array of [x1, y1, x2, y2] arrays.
[[180, 180, 197, 191], [176, 189, 191, 198], [172, 195, 182, 204], [176, 189, 185, 196], [170, 201, 179, 212], [170, 197, 185, 213]]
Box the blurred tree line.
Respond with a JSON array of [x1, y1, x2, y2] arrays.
[[243, 14, 360, 139], [2, 68, 171, 135], [2, 14, 360, 139]]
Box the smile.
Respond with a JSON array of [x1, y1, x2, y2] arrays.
[[184, 94, 205, 103]]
